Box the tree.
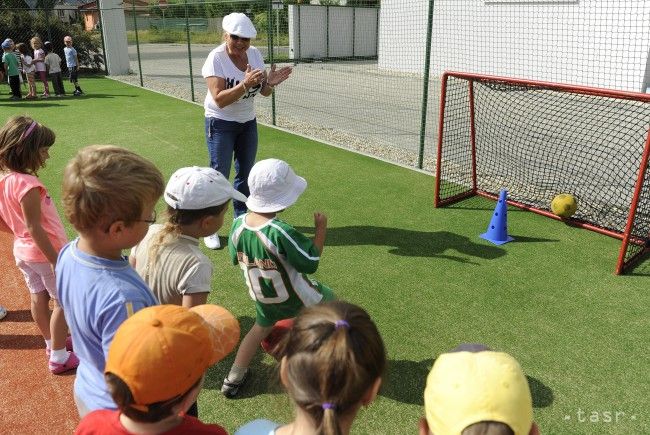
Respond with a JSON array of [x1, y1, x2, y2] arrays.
[[0, 8, 104, 70], [1, 0, 32, 8]]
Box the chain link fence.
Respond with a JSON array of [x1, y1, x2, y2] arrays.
[[4, 1, 650, 172]]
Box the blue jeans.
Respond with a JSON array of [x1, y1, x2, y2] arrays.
[[205, 117, 258, 217]]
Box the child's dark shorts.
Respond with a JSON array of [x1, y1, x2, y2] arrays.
[[69, 66, 78, 82]]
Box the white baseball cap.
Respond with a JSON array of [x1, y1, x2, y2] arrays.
[[246, 159, 307, 213], [164, 166, 247, 210], [222, 13, 257, 39]]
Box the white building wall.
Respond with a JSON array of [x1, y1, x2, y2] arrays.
[[99, 0, 130, 75], [378, 0, 650, 92], [289, 5, 378, 59]]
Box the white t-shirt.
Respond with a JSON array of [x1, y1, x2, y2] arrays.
[[34, 48, 46, 72], [44, 53, 62, 74], [22, 55, 35, 74], [202, 43, 266, 123]]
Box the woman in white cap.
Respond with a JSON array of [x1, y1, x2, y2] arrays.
[[201, 12, 292, 250]]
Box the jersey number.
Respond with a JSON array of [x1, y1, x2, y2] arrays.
[[246, 268, 289, 303]]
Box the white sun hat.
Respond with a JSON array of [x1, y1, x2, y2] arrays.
[[164, 166, 247, 210], [246, 159, 307, 213], [222, 13, 257, 39]]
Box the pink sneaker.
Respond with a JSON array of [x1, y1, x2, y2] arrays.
[[45, 336, 74, 356], [49, 351, 79, 374]]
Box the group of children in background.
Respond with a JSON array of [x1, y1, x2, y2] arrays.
[[1, 35, 83, 100], [0, 114, 540, 434]]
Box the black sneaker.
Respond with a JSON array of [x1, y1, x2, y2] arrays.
[[221, 369, 249, 398]]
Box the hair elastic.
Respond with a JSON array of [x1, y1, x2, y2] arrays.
[[20, 121, 38, 141], [322, 402, 336, 411], [334, 319, 350, 329]]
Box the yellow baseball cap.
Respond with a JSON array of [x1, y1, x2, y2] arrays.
[[424, 348, 533, 435], [105, 304, 240, 407]]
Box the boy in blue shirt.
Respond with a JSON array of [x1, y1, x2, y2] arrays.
[[63, 35, 83, 95], [56, 145, 164, 417]]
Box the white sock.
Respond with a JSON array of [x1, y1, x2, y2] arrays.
[[50, 348, 69, 364], [45, 339, 52, 350], [227, 365, 248, 382]]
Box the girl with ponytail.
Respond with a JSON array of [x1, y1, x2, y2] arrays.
[[235, 300, 386, 435], [130, 166, 246, 308]]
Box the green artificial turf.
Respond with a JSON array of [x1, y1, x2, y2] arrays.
[[1, 77, 648, 434]]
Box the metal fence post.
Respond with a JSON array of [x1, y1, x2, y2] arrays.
[[326, 6, 329, 59], [184, 0, 195, 102], [418, 0, 434, 169], [375, 6, 380, 58], [352, 6, 356, 58], [44, 8, 53, 44], [96, 3, 108, 75], [132, 0, 144, 87], [267, 0, 276, 125], [297, 4, 301, 61]]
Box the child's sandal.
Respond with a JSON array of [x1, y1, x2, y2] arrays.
[[221, 369, 250, 398]]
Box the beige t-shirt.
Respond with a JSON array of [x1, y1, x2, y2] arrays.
[[44, 52, 62, 74], [131, 224, 212, 305]]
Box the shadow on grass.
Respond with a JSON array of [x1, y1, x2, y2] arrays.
[[0, 94, 135, 107], [0, 101, 65, 108], [625, 251, 650, 276], [203, 315, 284, 399], [380, 358, 434, 406], [508, 235, 559, 243], [380, 360, 554, 408], [443, 195, 533, 212], [296, 226, 506, 263], [527, 375, 554, 408]]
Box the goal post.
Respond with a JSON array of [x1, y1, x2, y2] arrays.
[[434, 71, 650, 274]]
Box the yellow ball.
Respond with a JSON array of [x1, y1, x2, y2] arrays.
[[551, 194, 578, 218]]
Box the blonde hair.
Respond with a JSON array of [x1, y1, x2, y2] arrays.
[[146, 203, 228, 270], [0, 115, 55, 175], [30, 36, 42, 49], [62, 145, 164, 232], [279, 301, 386, 435]]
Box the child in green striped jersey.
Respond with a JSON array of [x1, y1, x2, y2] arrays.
[[222, 158, 334, 398]]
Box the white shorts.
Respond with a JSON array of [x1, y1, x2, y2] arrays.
[[15, 259, 57, 299]]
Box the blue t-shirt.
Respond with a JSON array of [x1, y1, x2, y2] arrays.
[[63, 46, 77, 67], [56, 239, 158, 411], [235, 419, 282, 435]]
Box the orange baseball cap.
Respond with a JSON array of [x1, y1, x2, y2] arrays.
[[105, 304, 240, 407]]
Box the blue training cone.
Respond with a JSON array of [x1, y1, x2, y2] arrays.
[[480, 189, 514, 245]]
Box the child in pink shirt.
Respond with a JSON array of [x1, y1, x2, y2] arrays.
[[0, 115, 78, 374], [31, 37, 50, 98]]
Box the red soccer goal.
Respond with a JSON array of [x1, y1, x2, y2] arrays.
[[434, 71, 650, 274]]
